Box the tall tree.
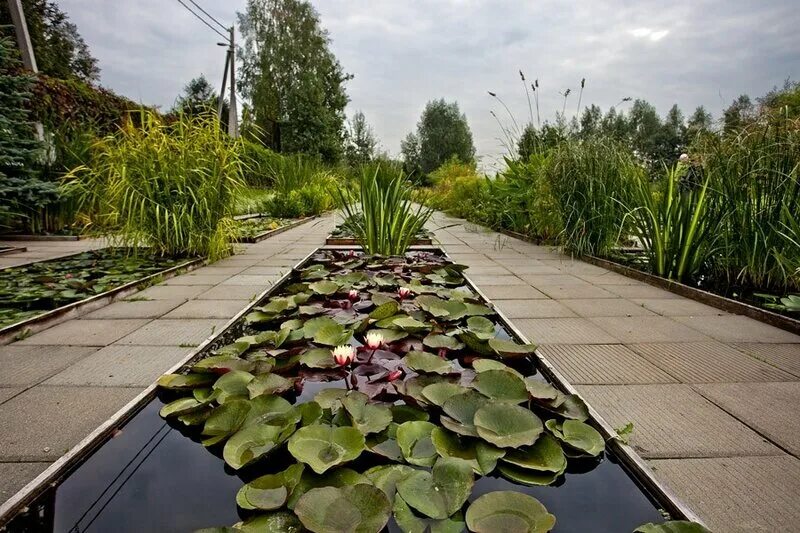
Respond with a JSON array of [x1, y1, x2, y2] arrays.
[[344, 110, 377, 166], [0, 0, 99, 81], [723, 94, 754, 133], [687, 106, 714, 138], [403, 99, 475, 175], [238, 0, 351, 162], [173, 75, 222, 117]]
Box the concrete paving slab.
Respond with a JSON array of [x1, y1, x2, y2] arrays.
[[536, 284, 618, 299], [732, 343, 800, 378], [696, 382, 800, 455], [0, 463, 50, 506], [629, 342, 796, 383], [0, 345, 98, 386], [239, 266, 290, 276], [466, 275, 528, 286], [502, 265, 562, 275], [574, 272, 645, 285], [45, 345, 190, 387], [578, 384, 780, 458], [162, 274, 231, 286], [673, 315, 800, 343], [15, 319, 150, 346], [589, 316, 713, 343], [116, 319, 225, 346], [560, 298, 656, 317], [603, 284, 683, 299], [196, 284, 264, 301], [0, 388, 23, 405], [538, 344, 677, 384], [492, 299, 577, 318], [84, 299, 184, 319], [648, 455, 800, 533], [163, 299, 249, 319], [517, 274, 590, 286], [463, 265, 513, 276], [514, 318, 620, 344], [631, 298, 728, 317], [192, 266, 248, 276], [220, 274, 281, 286], [476, 285, 549, 300], [0, 386, 140, 461], [135, 284, 214, 300]]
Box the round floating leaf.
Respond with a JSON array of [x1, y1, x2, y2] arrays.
[[397, 374, 457, 406], [157, 373, 214, 389], [213, 370, 255, 403], [300, 348, 337, 369], [474, 403, 543, 448], [497, 463, 562, 486], [314, 388, 348, 410], [524, 378, 559, 400], [309, 280, 340, 295], [487, 338, 537, 359], [313, 323, 350, 347], [363, 464, 417, 504], [243, 395, 296, 427], [431, 427, 505, 475], [472, 358, 522, 378], [391, 404, 430, 423], [416, 295, 468, 321], [423, 334, 464, 351], [464, 302, 494, 316], [342, 391, 393, 435], [298, 401, 323, 426], [466, 316, 496, 339], [393, 317, 431, 333], [458, 332, 493, 356], [397, 421, 438, 467], [193, 355, 255, 374], [236, 464, 304, 510], [231, 511, 303, 533], [294, 484, 391, 533], [422, 382, 468, 407], [396, 457, 474, 520], [223, 421, 296, 469], [471, 370, 529, 404], [634, 521, 712, 533], [502, 433, 566, 473], [202, 399, 251, 444], [557, 419, 605, 457], [465, 491, 556, 533], [287, 467, 370, 509], [542, 393, 589, 421], [366, 431, 403, 462], [247, 373, 294, 398], [288, 424, 366, 474], [403, 351, 454, 375], [393, 495, 465, 533], [441, 390, 491, 436], [159, 397, 203, 418], [369, 300, 400, 320]]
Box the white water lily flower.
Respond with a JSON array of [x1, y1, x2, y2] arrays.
[[332, 345, 356, 366], [365, 331, 383, 349]]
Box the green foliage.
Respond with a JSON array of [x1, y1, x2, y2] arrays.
[[402, 99, 476, 178], [336, 166, 433, 255], [172, 74, 228, 120], [233, 188, 273, 216], [264, 154, 337, 217], [238, 0, 351, 162], [344, 110, 378, 166], [65, 111, 246, 260], [241, 139, 282, 186]]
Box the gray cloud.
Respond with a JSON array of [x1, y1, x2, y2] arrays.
[[60, 0, 799, 171]]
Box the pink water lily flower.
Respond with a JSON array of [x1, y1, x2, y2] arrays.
[[397, 287, 411, 300], [387, 369, 403, 382], [365, 331, 383, 350], [348, 289, 360, 302], [332, 345, 356, 367]]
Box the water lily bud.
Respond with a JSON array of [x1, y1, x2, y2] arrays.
[[397, 287, 411, 300], [387, 370, 403, 382], [438, 347, 448, 358], [332, 345, 356, 366], [348, 289, 359, 302], [365, 331, 383, 350], [679, 153, 689, 163]]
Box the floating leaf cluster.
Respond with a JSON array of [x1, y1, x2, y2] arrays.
[[233, 217, 290, 240]]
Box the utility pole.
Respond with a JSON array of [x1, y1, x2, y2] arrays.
[[6, 0, 37, 71], [216, 26, 238, 137]]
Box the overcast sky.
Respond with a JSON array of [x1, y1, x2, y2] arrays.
[[59, 0, 798, 171]]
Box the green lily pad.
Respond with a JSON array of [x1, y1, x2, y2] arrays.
[[286, 467, 370, 509], [342, 391, 393, 435], [441, 390, 491, 437], [314, 388, 348, 410], [298, 401, 323, 426], [369, 300, 400, 320], [496, 463, 562, 486], [416, 295, 468, 320], [403, 351, 454, 375], [471, 369, 529, 404], [202, 399, 251, 445], [501, 433, 566, 473], [465, 491, 556, 533], [393, 495, 465, 533], [393, 317, 431, 333], [363, 464, 417, 505], [159, 397, 204, 418], [548, 419, 605, 457], [634, 521, 712, 533], [524, 378, 560, 400], [236, 463, 304, 510], [247, 373, 294, 398], [431, 427, 506, 475], [228, 512, 304, 532], [287, 424, 365, 474], [423, 334, 464, 351], [213, 370, 255, 403], [422, 382, 469, 406], [300, 348, 337, 369], [474, 403, 543, 448], [397, 421, 438, 467], [391, 404, 430, 423], [464, 302, 494, 316], [472, 358, 523, 378], [157, 373, 214, 389], [542, 393, 590, 421], [309, 280, 340, 295], [457, 331, 493, 356], [223, 420, 296, 469], [466, 316, 496, 339], [193, 355, 255, 374], [312, 322, 350, 347], [487, 338, 537, 359], [396, 457, 474, 520], [294, 484, 391, 533]]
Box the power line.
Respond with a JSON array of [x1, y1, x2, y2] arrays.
[[174, 0, 227, 39], [187, 0, 228, 31]]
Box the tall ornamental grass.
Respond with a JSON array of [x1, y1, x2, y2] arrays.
[[65, 111, 245, 260], [337, 166, 432, 256]]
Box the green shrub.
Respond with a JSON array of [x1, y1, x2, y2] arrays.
[[241, 140, 282, 186], [65, 111, 245, 260]]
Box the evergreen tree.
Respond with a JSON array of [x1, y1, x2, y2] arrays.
[[173, 74, 227, 118], [687, 106, 714, 138], [723, 94, 754, 133], [402, 99, 475, 175]]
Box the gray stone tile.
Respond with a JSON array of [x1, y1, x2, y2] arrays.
[[514, 318, 620, 345], [732, 343, 800, 378], [630, 298, 728, 317], [193, 265, 248, 276], [493, 299, 577, 318], [0, 386, 139, 461], [673, 315, 800, 343], [466, 275, 528, 286], [239, 266, 291, 276], [196, 284, 265, 301], [220, 274, 281, 286], [163, 299, 249, 319], [648, 455, 800, 533], [696, 382, 800, 455], [84, 299, 184, 319], [503, 265, 562, 275], [0, 387, 23, 405], [462, 265, 512, 276], [575, 272, 644, 285], [116, 319, 225, 346], [578, 384, 780, 458], [537, 344, 676, 384], [517, 274, 589, 286], [477, 285, 549, 300], [560, 298, 656, 317], [628, 342, 796, 383], [589, 316, 713, 343], [135, 284, 214, 300], [45, 345, 190, 387], [0, 345, 98, 386], [603, 284, 682, 299], [536, 284, 617, 299], [0, 462, 50, 505], [162, 274, 231, 286], [16, 319, 150, 346]]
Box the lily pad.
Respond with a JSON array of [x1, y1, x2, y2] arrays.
[[287, 467, 370, 509], [193, 355, 255, 374], [397, 421, 438, 467], [392, 317, 431, 333], [416, 295, 467, 320], [470, 370, 528, 404], [363, 464, 417, 505], [393, 495, 465, 533], [314, 388, 348, 410], [202, 399, 251, 445], [369, 300, 400, 320], [422, 333, 464, 351], [157, 373, 214, 389], [466, 316, 496, 340], [236, 463, 304, 510], [474, 403, 543, 448], [549, 419, 605, 457], [403, 351, 454, 375], [501, 433, 566, 473], [541, 393, 590, 421], [159, 397, 204, 418], [294, 484, 391, 533], [496, 463, 562, 486], [422, 382, 469, 406], [247, 373, 294, 398], [472, 358, 522, 378], [524, 378, 560, 401], [309, 280, 340, 295], [431, 427, 505, 475], [300, 348, 337, 369], [229, 512, 304, 532], [287, 424, 366, 474], [213, 370, 255, 403], [313, 322, 351, 347], [634, 521, 712, 533], [487, 338, 537, 359], [441, 390, 491, 437], [342, 391, 393, 435], [396, 457, 474, 520], [465, 491, 556, 533], [223, 420, 296, 469], [391, 404, 430, 423]]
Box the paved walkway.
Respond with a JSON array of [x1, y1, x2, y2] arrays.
[[429, 212, 800, 533], [0, 238, 107, 269], [0, 217, 333, 505]]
